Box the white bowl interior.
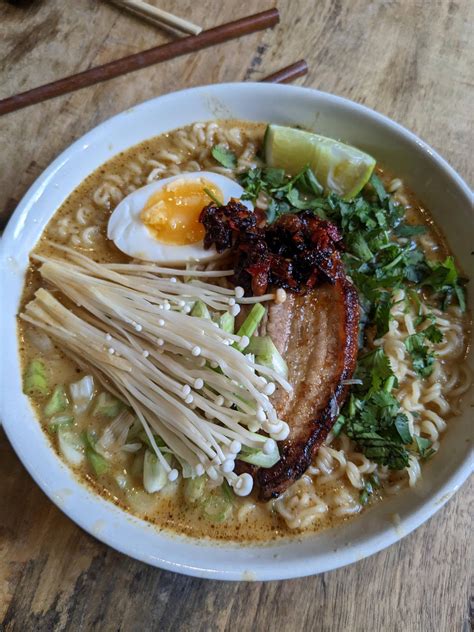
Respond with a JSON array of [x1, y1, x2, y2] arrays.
[[0, 83, 472, 580]]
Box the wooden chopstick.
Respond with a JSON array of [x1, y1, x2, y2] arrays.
[[0, 9, 279, 117], [109, 0, 202, 36], [262, 60, 308, 83]]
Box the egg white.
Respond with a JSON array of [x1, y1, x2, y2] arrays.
[[107, 172, 253, 264]]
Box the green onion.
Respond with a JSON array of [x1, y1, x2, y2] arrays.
[[414, 435, 435, 459], [81, 428, 109, 476], [143, 449, 168, 493], [48, 414, 74, 432], [190, 300, 211, 319], [236, 303, 265, 338], [86, 449, 109, 476], [203, 488, 233, 523], [92, 391, 123, 418], [23, 359, 49, 397], [183, 475, 208, 504], [219, 311, 235, 333], [57, 427, 84, 466], [246, 335, 288, 378], [234, 304, 266, 351], [69, 375, 94, 413], [238, 442, 280, 468], [44, 385, 68, 417], [82, 429, 98, 450]]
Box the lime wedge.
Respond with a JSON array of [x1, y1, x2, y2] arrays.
[[264, 124, 376, 200]]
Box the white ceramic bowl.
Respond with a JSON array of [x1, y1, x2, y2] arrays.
[[1, 84, 472, 581]]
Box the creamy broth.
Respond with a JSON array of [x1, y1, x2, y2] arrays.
[[18, 120, 470, 541]]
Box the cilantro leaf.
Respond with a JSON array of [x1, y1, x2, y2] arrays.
[[405, 323, 443, 378], [211, 145, 237, 169], [421, 256, 466, 311], [414, 436, 436, 460], [341, 350, 412, 470], [393, 224, 427, 238], [374, 291, 393, 338], [359, 473, 381, 505], [239, 165, 326, 221], [369, 173, 389, 204], [394, 413, 412, 443], [423, 323, 444, 344], [405, 333, 435, 377]]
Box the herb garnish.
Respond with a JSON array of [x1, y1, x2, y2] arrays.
[[414, 436, 436, 460], [211, 144, 237, 169], [340, 349, 413, 470], [339, 348, 436, 470], [239, 165, 324, 222], [420, 256, 466, 311], [404, 323, 444, 377], [360, 473, 380, 505]]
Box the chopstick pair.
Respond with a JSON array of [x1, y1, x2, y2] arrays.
[[0, 9, 308, 117]]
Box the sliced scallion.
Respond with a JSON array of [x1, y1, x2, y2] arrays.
[[239, 443, 280, 468], [219, 311, 235, 333], [143, 449, 168, 493], [86, 449, 109, 476], [234, 304, 266, 350], [69, 375, 94, 414], [57, 427, 84, 466], [92, 391, 123, 418], [246, 335, 288, 378], [203, 487, 233, 523], [48, 414, 74, 432], [190, 300, 211, 319], [183, 475, 208, 504], [23, 359, 49, 398], [44, 385, 68, 417]]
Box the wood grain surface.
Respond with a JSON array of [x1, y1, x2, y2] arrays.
[[0, 1, 472, 630]]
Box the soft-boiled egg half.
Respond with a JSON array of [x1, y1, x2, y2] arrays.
[[107, 172, 253, 264]]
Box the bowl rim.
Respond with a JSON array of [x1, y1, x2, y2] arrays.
[[1, 82, 472, 581]]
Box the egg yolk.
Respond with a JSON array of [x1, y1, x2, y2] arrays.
[[141, 178, 223, 245]]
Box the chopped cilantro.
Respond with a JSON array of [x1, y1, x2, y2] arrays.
[[404, 323, 443, 378], [421, 256, 466, 311], [339, 350, 413, 470], [423, 323, 444, 344], [359, 473, 381, 505], [393, 224, 427, 238], [374, 291, 393, 338], [211, 144, 237, 169], [369, 173, 389, 204], [414, 436, 436, 460], [238, 165, 324, 220]]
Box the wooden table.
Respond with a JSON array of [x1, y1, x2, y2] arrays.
[[0, 1, 472, 630]]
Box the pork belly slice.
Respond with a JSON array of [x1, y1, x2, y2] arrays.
[[253, 277, 360, 501]]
